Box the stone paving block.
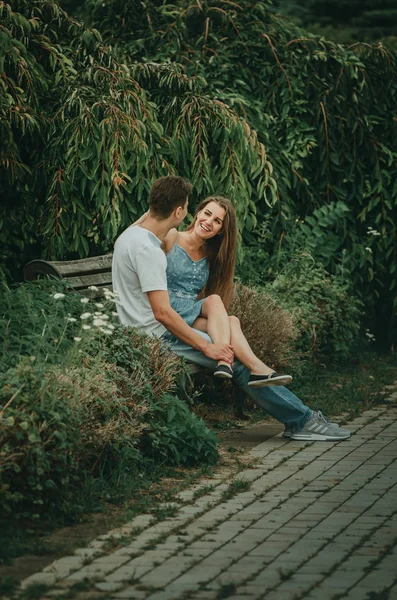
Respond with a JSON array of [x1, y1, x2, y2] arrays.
[[41, 556, 85, 580], [189, 591, 219, 599], [16, 405, 397, 600], [45, 590, 71, 598], [21, 571, 58, 588], [95, 581, 123, 592], [113, 587, 160, 599], [65, 562, 119, 582]]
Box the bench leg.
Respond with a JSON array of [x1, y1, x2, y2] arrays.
[[233, 385, 249, 420]]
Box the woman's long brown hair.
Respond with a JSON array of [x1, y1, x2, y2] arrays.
[[186, 196, 237, 310]]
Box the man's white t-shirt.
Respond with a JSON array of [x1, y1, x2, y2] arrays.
[[112, 226, 167, 337]]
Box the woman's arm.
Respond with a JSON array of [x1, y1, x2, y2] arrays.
[[162, 228, 179, 253], [130, 210, 149, 228]]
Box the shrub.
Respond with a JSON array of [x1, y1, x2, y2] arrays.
[[269, 255, 362, 360], [0, 359, 82, 519], [0, 280, 217, 525], [143, 394, 218, 466], [230, 283, 297, 369]]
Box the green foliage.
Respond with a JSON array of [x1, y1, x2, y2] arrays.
[[272, 0, 397, 45], [86, 0, 397, 339], [0, 358, 82, 518], [0, 0, 272, 281], [2, 0, 397, 338], [270, 256, 362, 360], [0, 281, 217, 526], [143, 393, 219, 466]]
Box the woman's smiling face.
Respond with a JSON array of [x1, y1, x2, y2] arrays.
[[194, 201, 226, 239]]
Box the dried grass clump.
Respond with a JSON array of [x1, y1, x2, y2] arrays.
[[50, 330, 188, 469], [53, 361, 146, 466], [230, 283, 297, 369], [122, 328, 186, 398]]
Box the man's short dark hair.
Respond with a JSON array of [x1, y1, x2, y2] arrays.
[[149, 176, 192, 218]]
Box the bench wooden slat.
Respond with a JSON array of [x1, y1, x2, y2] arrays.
[[67, 273, 113, 290], [50, 254, 113, 277]]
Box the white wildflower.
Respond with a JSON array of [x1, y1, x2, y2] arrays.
[[94, 311, 103, 317], [100, 314, 110, 320], [367, 228, 381, 236], [100, 327, 113, 335], [106, 323, 115, 330], [74, 337, 82, 342], [102, 287, 110, 293], [93, 318, 107, 327], [82, 325, 91, 330], [88, 285, 99, 291], [53, 293, 65, 300], [112, 311, 118, 317], [365, 247, 372, 253], [80, 297, 89, 304], [94, 303, 104, 309], [80, 312, 92, 320], [67, 317, 77, 322]]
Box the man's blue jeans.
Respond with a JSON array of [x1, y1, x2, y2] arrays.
[[162, 329, 312, 433]]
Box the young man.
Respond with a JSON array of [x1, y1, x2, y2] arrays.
[[113, 176, 350, 441]]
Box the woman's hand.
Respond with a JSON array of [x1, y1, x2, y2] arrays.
[[203, 343, 234, 364]]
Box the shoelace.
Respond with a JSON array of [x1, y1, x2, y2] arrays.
[[315, 410, 330, 424]]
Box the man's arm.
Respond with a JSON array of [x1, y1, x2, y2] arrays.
[[148, 290, 234, 363]]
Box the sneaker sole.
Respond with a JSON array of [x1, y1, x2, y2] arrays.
[[248, 376, 293, 388], [290, 432, 350, 441], [214, 372, 233, 379], [284, 421, 341, 439]]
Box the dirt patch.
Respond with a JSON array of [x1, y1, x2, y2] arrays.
[[217, 418, 283, 450]]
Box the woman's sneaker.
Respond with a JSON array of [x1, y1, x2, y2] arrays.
[[248, 372, 293, 388], [289, 411, 351, 441], [213, 364, 233, 379]]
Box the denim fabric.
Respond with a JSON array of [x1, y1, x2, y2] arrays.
[[166, 243, 209, 328], [162, 329, 312, 432]]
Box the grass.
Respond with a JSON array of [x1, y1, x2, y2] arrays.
[[220, 479, 251, 502], [193, 351, 397, 430], [0, 576, 19, 597], [289, 351, 397, 420], [216, 582, 237, 598], [18, 583, 50, 600]]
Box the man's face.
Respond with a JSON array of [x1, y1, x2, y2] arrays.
[[175, 197, 188, 227]]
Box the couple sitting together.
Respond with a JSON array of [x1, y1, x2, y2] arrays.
[[112, 175, 350, 441]]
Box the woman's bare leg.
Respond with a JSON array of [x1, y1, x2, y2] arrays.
[[228, 316, 273, 375], [193, 295, 232, 368], [193, 297, 272, 373], [193, 308, 292, 386]]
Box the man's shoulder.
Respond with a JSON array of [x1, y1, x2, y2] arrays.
[[117, 226, 162, 252]]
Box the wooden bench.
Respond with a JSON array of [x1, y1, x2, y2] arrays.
[[24, 255, 248, 418]]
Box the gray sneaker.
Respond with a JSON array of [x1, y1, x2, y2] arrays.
[[289, 411, 351, 441], [283, 413, 337, 438]]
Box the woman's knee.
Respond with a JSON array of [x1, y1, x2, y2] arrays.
[[229, 315, 241, 328], [204, 294, 224, 310]]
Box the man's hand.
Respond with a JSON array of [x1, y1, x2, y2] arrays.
[[203, 343, 234, 364], [148, 291, 235, 363]]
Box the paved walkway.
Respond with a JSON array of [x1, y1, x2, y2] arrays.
[[18, 399, 397, 600]]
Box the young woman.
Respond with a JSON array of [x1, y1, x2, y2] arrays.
[[161, 196, 292, 388]]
